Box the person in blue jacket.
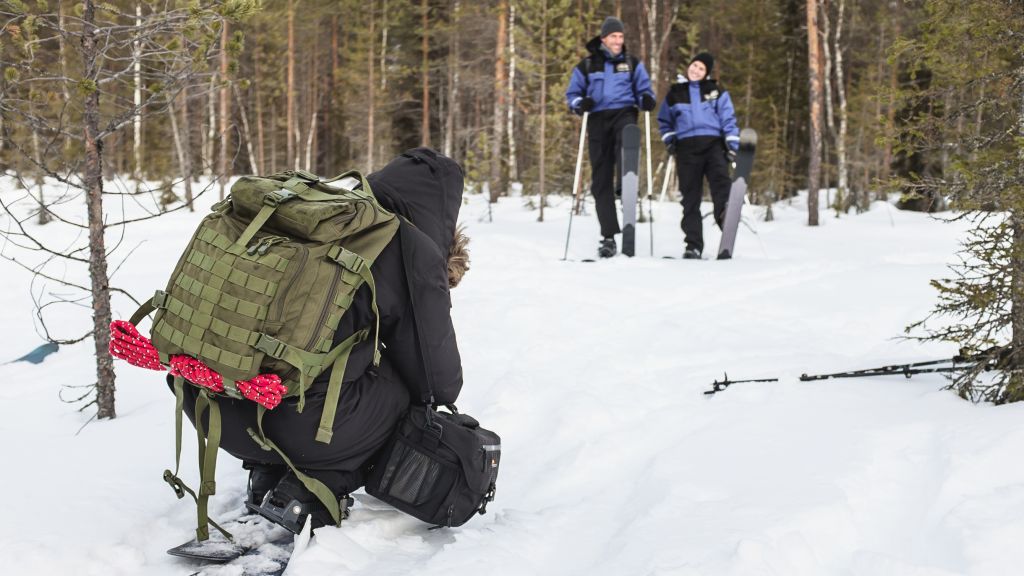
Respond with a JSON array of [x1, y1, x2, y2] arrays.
[[566, 16, 656, 258], [657, 52, 740, 259]]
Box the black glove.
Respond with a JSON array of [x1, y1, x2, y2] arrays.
[[665, 138, 677, 156], [640, 93, 657, 111], [726, 148, 737, 164]]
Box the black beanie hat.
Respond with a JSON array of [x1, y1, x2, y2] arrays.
[[690, 52, 715, 76], [600, 16, 624, 38]]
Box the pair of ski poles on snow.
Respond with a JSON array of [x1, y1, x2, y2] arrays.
[[562, 111, 662, 260]]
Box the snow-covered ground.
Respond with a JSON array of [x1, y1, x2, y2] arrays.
[[2, 176, 1022, 576]]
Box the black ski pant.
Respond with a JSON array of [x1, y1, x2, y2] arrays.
[[587, 107, 638, 239], [676, 136, 731, 254], [171, 356, 409, 496]]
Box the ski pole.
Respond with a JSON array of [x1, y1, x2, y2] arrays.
[[645, 111, 654, 256], [659, 154, 674, 202], [562, 111, 589, 260], [704, 372, 779, 396], [798, 355, 997, 381]]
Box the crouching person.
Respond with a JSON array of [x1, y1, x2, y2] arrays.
[[111, 148, 469, 538]]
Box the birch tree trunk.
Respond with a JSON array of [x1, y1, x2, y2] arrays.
[[506, 1, 518, 183], [82, 0, 117, 419], [255, 48, 266, 174], [287, 0, 297, 169], [639, 0, 680, 97], [168, 96, 191, 206], [421, 0, 430, 147], [368, 2, 376, 171], [490, 0, 508, 202], [537, 0, 547, 222], [30, 107, 50, 224], [880, 1, 899, 197], [206, 76, 216, 176], [834, 0, 850, 212], [821, 0, 836, 206], [444, 0, 459, 158], [133, 2, 143, 182], [806, 0, 823, 226], [233, 84, 259, 174], [381, 0, 389, 92], [177, 84, 194, 209], [218, 21, 230, 199]]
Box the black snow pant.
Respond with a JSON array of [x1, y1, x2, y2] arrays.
[[587, 107, 638, 239], [173, 356, 410, 496], [676, 136, 731, 254]]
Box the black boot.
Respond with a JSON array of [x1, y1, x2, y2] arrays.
[[598, 237, 617, 258], [243, 462, 287, 508], [246, 470, 353, 534]]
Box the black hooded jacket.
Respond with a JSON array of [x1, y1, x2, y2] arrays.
[[179, 148, 465, 490], [313, 147, 465, 405]]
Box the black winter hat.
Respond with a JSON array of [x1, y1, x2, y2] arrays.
[[690, 52, 715, 76], [600, 16, 624, 38]]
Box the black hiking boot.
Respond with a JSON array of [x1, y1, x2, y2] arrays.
[[598, 237, 617, 258], [243, 462, 287, 508], [246, 470, 353, 534], [683, 247, 702, 260]]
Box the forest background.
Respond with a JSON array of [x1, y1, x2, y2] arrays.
[[1, 0, 1022, 418]]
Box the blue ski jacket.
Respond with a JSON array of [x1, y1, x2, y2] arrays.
[[566, 36, 654, 114], [657, 77, 740, 150]]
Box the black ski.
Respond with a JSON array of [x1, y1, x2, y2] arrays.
[[620, 124, 640, 257], [717, 128, 758, 260]]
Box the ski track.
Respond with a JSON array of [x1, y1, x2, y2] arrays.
[[1, 179, 1022, 576]]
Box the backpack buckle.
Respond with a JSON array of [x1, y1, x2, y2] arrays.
[[152, 290, 169, 309], [254, 333, 287, 358], [331, 248, 365, 273], [264, 189, 298, 207]]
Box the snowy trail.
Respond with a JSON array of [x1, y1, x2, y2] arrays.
[[1, 182, 1022, 576]]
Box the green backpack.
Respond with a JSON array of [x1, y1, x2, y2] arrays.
[[129, 169, 398, 541]]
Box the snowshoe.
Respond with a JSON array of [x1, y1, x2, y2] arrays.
[[246, 471, 353, 534]]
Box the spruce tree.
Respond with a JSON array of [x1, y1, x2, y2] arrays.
[[902, 0, 1024, 403]]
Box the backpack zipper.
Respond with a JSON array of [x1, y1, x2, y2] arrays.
[[303, 263, 342, 351], [272, 241, 308, 323]]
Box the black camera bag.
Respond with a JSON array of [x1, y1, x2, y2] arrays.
[[365, 405, 500, 527]]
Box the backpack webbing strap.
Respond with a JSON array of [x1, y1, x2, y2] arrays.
[[163, 376, 234, 542], [247, 408, 345, 527], [193, 389, 224, 541], [315, 328, 370, 444], [129, 298, 156, 327], [327, 246, 383, 366]]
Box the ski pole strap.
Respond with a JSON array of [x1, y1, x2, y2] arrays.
[[247, 408, 345, 527]]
